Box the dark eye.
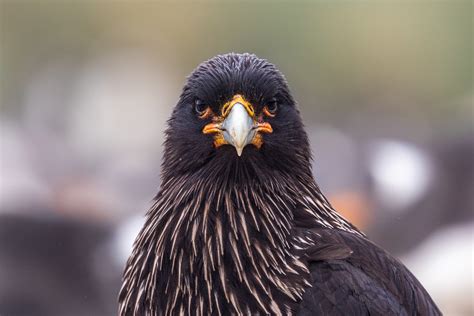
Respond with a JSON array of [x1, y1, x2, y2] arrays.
[[194, 99, 209, 116], [264, 98, 278, 117]]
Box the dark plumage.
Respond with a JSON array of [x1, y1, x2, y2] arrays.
[[119, 53, 440, 315]]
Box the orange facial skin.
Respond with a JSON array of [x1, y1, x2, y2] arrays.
[[202, 94, 274, 149]]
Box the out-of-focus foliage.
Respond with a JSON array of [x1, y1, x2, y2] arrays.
[[2, 1, 472, 121]]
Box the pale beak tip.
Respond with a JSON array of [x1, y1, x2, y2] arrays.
[[236, 147, 244, 156]]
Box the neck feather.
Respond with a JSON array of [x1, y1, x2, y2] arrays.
[[120, 160, 359, 315]]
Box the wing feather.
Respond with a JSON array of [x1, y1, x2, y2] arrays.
[[297, 229, 441, 316]]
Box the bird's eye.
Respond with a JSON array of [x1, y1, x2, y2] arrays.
[[263, 98, 278, 117], [195, 99, 210, 118]]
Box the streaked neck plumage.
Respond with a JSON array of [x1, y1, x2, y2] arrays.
[[119, 152, 359, 315]]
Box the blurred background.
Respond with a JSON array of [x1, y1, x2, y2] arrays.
[[0, 1, 472, 315]]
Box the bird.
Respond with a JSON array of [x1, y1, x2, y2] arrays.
[[118, 53, 441, 316]]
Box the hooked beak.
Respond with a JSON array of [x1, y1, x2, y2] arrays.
[[221, 103, 256, 156], [202, 94, 273, 156]]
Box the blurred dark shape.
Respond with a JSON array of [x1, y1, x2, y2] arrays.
[[368, 134, 474, 254], [0, 213, 119, 316]]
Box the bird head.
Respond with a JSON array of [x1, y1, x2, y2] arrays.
[[163, 53, 311, 177]]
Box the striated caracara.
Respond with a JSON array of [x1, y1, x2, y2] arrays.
[[119, 53, 440, 315]]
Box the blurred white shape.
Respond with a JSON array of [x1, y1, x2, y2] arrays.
[[0, 120, 51, 211], [110, 215, 146, 267], [68, 51, 174, 159], [369, 140, 434, 212], [15, 51, 175, 217], [402, 223, 474, 316]]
